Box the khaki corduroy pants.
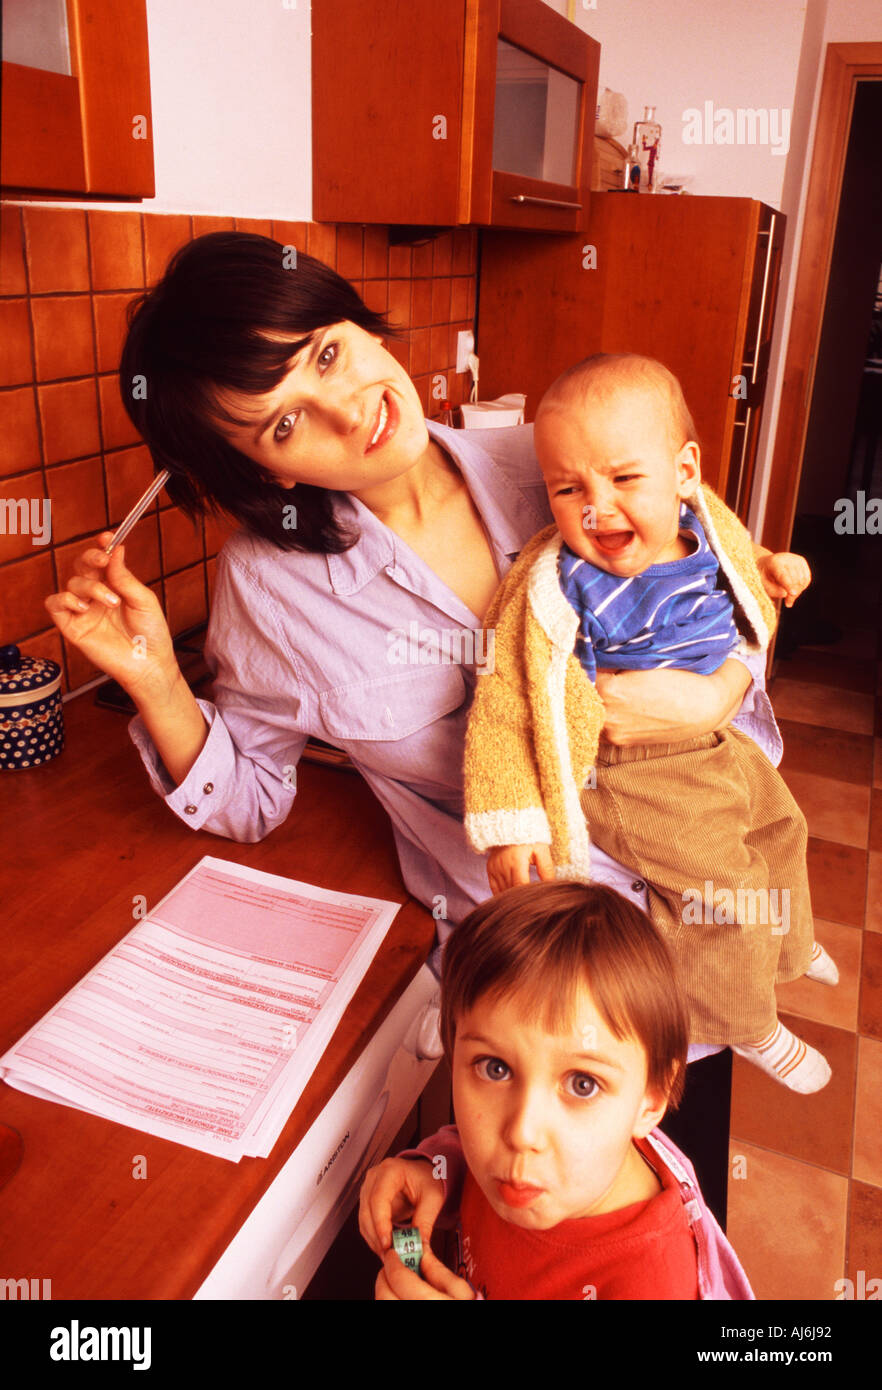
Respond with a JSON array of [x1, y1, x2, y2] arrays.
[[580, 727, 814, 1045]]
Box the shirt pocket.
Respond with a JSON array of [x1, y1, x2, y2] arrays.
[[319, 665, 468, 743]]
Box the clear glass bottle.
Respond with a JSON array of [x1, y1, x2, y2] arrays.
[[633, 105, 662, 192]]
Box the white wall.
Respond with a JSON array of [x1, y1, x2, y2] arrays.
[[558, 0, 807, 207], [13, 0, 312, 217]]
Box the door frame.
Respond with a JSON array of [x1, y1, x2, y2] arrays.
[[762, 43, 882, 555]]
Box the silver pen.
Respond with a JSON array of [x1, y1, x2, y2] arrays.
[[104, 469, 171, 555]]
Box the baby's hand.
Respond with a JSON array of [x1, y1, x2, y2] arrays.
[[758, 552, 811, 608], [487, 843, 554, 895], [375, 1246, 475, 1301], [359, 1156, 444, 1261]]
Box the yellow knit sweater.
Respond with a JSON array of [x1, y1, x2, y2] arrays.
[[463, 486, 777, 879]]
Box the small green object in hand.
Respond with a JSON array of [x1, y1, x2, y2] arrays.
[[392, 1226, 423, 1277]]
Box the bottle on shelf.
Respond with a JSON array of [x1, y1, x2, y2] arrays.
[[633, 106, 662, 192]]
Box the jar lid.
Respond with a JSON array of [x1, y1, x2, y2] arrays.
[[0, 645, 61, 696]]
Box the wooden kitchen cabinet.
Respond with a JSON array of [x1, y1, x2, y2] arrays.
[[476, 195, 784, 517], [312, 0, 599, 232], [1, 0, 154, 198]]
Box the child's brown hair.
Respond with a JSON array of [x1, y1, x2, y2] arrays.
[[440, 881, 689, 1108]]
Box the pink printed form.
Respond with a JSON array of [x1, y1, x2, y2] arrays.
[[0, 857, 401, 1160]]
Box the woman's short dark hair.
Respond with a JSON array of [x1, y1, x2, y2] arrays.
[[119, 232, 398, 553]]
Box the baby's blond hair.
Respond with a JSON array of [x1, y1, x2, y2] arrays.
[[538, 353, 699, 453]]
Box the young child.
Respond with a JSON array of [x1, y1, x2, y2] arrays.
[[359, 881, 754, 1300], [463, 354, 837, 1093]]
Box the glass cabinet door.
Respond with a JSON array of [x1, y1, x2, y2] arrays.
[[492, 38, 580, 188]]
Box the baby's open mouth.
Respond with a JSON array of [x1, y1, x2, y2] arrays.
[[594, 531, 634, 553]]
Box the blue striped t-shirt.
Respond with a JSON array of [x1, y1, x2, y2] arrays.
[[558, 505, 740, 682]]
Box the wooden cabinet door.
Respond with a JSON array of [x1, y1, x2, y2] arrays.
[[1, 0, 154, 198], [312, 0, 598, 230], [477, 196, 783, 508]]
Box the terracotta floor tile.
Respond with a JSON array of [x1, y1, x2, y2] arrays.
[[159, 506, 203, 573], [779, 768, 869, 848], [776, 918, 862, 1032], [807, 838, 867, 927], [875, 739, 882, 789], [871, 788, 882, 853], [0, 470, 45, 563], [0, 386, 41, 476], [846, 1181, 882, 1290], [731, 1014, 856, 1174], [23, 208, 89, 293], [38, 378, 101, 465], [868, 852, 882, 935], [774, 651, 877, 694], [164, 563, 207, 636], [45, 455, 106, 544], [726, 1142, 848, 1300], [88, 211, 144, 291], [432, 231, 454, 277], [1, 551, 56, 640], [0, 298, 33, 387], [31, 295, 95, 382], [335, 225, 363, 281], [105, 445, 155, 522], [0, 204, 27, 295], [234, 218, 274, 238], [93, 292, 139, 375], [777, 719, 874, 787], [859, 931, 882, 1042], [306, 223, 336, 268], [363, 226, 389, 279], [143, 214, 192, 286], [769, 679, 875, 735], [853, 1036, 882, 1188]]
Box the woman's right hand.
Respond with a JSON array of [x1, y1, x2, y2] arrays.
[[45, 532, 178, 700]]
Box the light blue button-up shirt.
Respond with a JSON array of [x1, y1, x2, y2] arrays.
[[129, 422, 781, 977]]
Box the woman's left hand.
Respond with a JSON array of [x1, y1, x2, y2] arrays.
[[595, 659, 752, 746]]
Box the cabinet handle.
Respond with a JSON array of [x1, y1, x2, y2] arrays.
[[510, 195, 583, 210], [730, 406, 753, 515], [749, 212, 776, 385]]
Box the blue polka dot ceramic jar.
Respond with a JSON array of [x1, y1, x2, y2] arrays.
[[0, 645, 64, 771]]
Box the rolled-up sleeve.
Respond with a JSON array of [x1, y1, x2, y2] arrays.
[[128, 548, 308, 842]]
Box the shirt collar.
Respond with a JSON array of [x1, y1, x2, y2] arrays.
[[325, 420, 548, 596]]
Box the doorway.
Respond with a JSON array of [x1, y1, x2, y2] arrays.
[[775, 79, 882, 663]]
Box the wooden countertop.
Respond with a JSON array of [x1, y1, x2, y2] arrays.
[[0, 691, 435, 1299]]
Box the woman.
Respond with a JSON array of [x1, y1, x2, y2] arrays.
[[46, 232, 760, 931]]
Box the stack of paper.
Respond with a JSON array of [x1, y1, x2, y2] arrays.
[[0, 857, 401, 1161]]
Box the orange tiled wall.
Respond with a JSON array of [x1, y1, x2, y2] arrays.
[[0, 206, 478, 695]]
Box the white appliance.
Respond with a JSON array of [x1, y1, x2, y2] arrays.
[[194, 963, 443, 1300]]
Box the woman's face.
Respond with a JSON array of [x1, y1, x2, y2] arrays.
[[211, 321, 430, 491]]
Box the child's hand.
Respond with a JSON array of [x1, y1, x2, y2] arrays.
[[487, 843, 554, 895], [757, 552, 811, 608], [374, 1246, 475, 1300], [359, 1156, 445, 1261]]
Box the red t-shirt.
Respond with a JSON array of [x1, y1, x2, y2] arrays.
[[455, 1137, 699, 1300]]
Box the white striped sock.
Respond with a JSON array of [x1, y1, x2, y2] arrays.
[[732, 1019, 832, 1093], [805, 940, 839, 986]]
